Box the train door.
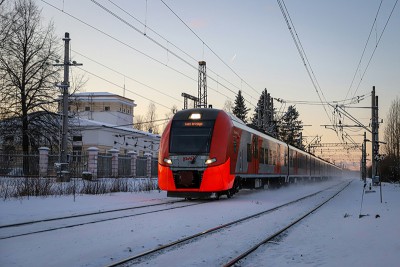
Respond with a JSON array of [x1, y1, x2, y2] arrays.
[[276, 144, 281, 174], [251, 135, 259, 174]]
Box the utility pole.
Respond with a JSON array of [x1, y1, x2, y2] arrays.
[[371, 86, 380, 184], [198, 61, 207, 108], [362, 131, 368, 182], [54, 33, 82, 181]]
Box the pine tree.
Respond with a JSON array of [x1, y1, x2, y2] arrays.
[[232, 90, 249, 123], [277, 105, 303, 147], [250, 89, 277, 136]]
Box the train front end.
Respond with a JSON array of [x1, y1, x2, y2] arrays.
[[158, 108, 234, 198]]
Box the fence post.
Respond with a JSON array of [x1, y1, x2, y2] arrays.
[[128, 150, 137, 177], [145, 152, 152, 178], [38, 147, 50, 177], [108, 148, 119, 178], [87, 147, 99, 180]]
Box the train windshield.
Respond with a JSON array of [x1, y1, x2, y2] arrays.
[[169, 120, 214, 154]]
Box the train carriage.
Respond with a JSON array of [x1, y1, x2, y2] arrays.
[[158, 108, 341, 198]]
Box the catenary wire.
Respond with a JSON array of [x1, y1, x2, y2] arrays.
[[278, 0, 334, 126], [345, 0, 383, 100], [71, 49, 181, 102], [160, 0, 260, 96], [76, 67, 172, 110], [352, 0, 399, 98], [106, 0, 257, 103], [41, 0, 253, 109], [89, 0, 256, 108]]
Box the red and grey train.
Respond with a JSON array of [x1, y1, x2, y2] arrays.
[[158, 108, 341, 198]]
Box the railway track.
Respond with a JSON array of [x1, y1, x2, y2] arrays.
[[0, 199, 208, 240], [223, 180, 351, 267], [106, 181, 350, 267]]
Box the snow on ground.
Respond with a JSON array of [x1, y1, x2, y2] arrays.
[[245, 179, 400, 266], [0, 177, 399, 267]]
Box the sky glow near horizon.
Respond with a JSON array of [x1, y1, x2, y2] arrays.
[[36, 0, 399, 169]]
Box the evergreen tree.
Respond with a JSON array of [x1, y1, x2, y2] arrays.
[[250, 89, 277, 136], [277, 105, 303, 147], [232, 90, 249, 123]]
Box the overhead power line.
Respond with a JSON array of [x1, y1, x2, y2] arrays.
[[41, 0, 250, 108], [71, 49, 181, 103], [160, 0, 260, 97], [90, 0, 256, 107], [76, 67, 172, 110], [277, 0, 334, 127], [345, 0, 384, 100], [106, 0, 257, 103], [351, 0, 399, 98]]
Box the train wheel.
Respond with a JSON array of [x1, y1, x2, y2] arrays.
[[226, 190, 232, 199]]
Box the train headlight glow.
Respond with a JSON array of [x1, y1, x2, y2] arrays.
[[163, 158, 173, 165], [205, 158, 217, 165], [189, 113, 201, 120]]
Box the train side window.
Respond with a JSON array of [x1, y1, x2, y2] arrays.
[[272, 151, 276, 165], [253, 137, 258, 159], [260, 148, 264, 164], [247, 143, 252, 162], [265, 148, 269, 164]]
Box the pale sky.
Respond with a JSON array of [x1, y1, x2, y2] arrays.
[[36, 0, 400, 168]]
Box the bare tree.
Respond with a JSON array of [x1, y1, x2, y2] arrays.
[[159, 104, 177, 133], [384, 97, 400, 157], [382, 96, 400, 181], [133, 114, 146, 131], [145, 102, 158, 134], [0, 0, 60, 173], [223, 99, 233, 113]]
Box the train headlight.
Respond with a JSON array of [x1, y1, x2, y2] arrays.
[[163, 158, 173, 165], [189, 113, 201, 120], [205, 158, 216, 165]]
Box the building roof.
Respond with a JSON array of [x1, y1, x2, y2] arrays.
[[71, 92, 136, 106], [70, 117, 160, 140]]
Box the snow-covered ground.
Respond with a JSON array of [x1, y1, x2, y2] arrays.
[[0, 177, 399, 267]]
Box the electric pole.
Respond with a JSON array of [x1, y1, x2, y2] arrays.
[[54, 32, 82, 181], [362, 131, 367, 182], [371, 86, 379, 184], [198, 61, 207, 108]]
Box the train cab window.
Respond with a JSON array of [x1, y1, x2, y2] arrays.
[[169, 120, 214, 154]]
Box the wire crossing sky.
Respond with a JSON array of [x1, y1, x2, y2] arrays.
[[37, 0, 399, 168]]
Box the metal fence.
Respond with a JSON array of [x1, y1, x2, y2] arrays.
[[0, 154, 39, 176], [0, 153, 158, 178]]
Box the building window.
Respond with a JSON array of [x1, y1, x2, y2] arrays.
[[85, 106, 90, 111], [72, 146, 82, 162], [72, 136, 82, 142], [104, 106, 110, 111]]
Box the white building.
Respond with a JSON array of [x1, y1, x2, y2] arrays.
[[69, 92, 137, 126], [64, 92, 159, 158]]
